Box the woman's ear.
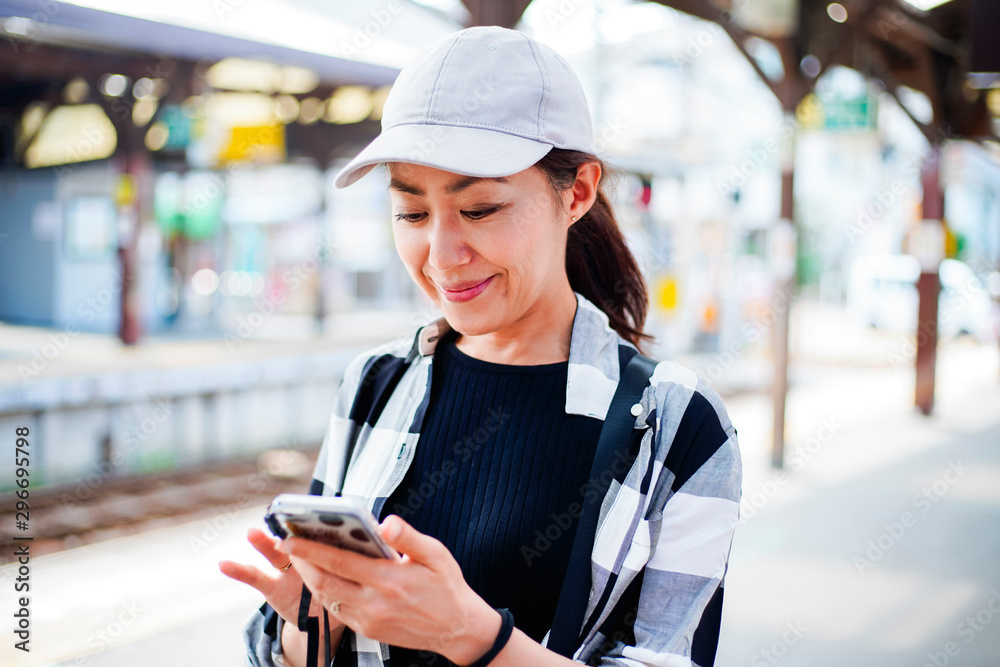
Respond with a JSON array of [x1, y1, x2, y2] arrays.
[[566, 161, 601, 224]]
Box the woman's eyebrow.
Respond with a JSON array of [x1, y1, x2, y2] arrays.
[[388, 177, 424, 196], [388, 175, 510, 197], [445, 175, 510, 194]]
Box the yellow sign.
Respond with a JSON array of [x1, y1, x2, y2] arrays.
[[115, 174, 137, 206], [220, 124, 285, 163], [655, 274, 678, 312], [795, 94, 823, 130]]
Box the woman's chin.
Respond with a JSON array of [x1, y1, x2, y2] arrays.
[[440, 307, 502, 338]]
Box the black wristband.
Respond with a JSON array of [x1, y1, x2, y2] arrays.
[[465, 608, 515, 667]]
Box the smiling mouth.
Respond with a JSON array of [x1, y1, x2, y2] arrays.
[[440, 278, 490, 292], [437, 275, 496, 302]]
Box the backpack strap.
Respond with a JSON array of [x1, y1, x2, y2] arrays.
[[335, 353, 411, 495], [297, 351, 412, 664], [548, 352, 658, 658]]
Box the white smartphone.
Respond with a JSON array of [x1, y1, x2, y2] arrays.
[[264, 494, 400, 560]]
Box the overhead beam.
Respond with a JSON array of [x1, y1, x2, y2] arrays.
[[460, 0, 533, 28]]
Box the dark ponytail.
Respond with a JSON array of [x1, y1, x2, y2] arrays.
[[534, 149, 651, 350]]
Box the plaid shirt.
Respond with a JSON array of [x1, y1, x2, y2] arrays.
[[245, 293, 742, 667]]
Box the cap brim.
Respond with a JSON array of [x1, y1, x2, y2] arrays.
[[333, 124, 553, 188]]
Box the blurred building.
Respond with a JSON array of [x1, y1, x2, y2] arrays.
[[0, 0, 461, 339], [522, 0, 1000, 361]]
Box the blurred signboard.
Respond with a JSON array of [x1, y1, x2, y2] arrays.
[[219, 124, 285, 164], [159, 105, 192, 150], [796, 93, 877, 131], [655, 274, 679, 313]]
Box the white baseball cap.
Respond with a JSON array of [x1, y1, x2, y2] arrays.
[[333, 26, 597, 189]]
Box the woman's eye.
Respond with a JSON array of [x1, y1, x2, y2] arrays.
[[393, 212, 425, 223], [462, 205, 502, 220]]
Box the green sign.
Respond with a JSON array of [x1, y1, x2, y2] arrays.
[[823, 95, 877, 130]]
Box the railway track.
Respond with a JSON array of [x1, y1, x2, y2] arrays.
[[0, 446, 319, 564]]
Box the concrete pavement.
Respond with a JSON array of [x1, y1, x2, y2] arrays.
[[717, 343, 1000, 667]]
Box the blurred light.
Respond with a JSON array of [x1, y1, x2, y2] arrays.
[[795, 93, 823, 128], [205, 92, 275, 126], [901, 0, 954, 9], [218, 270, 234, 296], [64, 78, 90, 104], [274, 95, 300, 124], [101, 74, 130, 97], [145, 122, 169, 151], [133, 77, 165, 100], [800, 55, 822, 78], [827, 3, 848, 23], [222, 270, 257, 296], [191, 268, 219, 295], [897, 85, 934, 124], [278, 66, 319, 95], [24, 104, 116, 168], [250, 271, 265, 296], [298, 97, 324, 124], [132, 98, 158, 126], [3, 16, 34, 36], [238, 271, 253, 295], [182, 95, 203, 118], [369, 85, 391, 121], [207, 58, 281, 93], [987, 89, 1000, 118], [745, 37, 784, 82], [20, 103, 48, 140], [325, 87, 372, 124]]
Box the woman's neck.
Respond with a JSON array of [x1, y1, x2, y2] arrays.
[[453, 287, 578, 366]]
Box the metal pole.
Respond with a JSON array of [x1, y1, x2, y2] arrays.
[[772, 112, 797, 468]]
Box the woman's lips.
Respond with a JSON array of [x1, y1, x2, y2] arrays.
[[438, 275, 495, 303]]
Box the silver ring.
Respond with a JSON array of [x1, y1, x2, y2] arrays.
[[278, 561, 292, 572], [330, 600, 342, 614]]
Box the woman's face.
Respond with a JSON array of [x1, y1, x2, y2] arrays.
[[387, 162, 575, 338]]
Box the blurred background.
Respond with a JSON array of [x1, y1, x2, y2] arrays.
[[0, 0, 998, 665]]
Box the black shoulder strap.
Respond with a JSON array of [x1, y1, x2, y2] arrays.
[[335, 353, 411, 496], [298, 352, 412, 664], [548, 352, 658, 658]]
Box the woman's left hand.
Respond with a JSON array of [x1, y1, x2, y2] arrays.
[[279, 514, 502, 665]]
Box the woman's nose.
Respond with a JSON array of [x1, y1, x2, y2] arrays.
[[427, 216, 472, 271]]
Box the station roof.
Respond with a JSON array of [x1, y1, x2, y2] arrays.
[[0, 0, 462, 88]]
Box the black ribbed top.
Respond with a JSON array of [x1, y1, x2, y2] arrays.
[[378, 330, 603, 666]]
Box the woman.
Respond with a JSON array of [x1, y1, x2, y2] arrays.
[[221, 25, 741, 667]]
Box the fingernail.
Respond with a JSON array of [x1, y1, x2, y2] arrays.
[[278, 540, 292, 553], [383, 516, 401, 541]]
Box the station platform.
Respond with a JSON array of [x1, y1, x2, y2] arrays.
[[0, 303, 997, 666]]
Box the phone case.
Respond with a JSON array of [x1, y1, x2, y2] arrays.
[[264, 494, 399, 559]]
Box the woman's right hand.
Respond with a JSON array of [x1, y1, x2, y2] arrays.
[[220, 527, 327, 625]]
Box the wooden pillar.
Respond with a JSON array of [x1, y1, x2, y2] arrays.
[[461, 0, 531, 28], [915, 146, 944, 415], [116, 150, 145, 345]]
